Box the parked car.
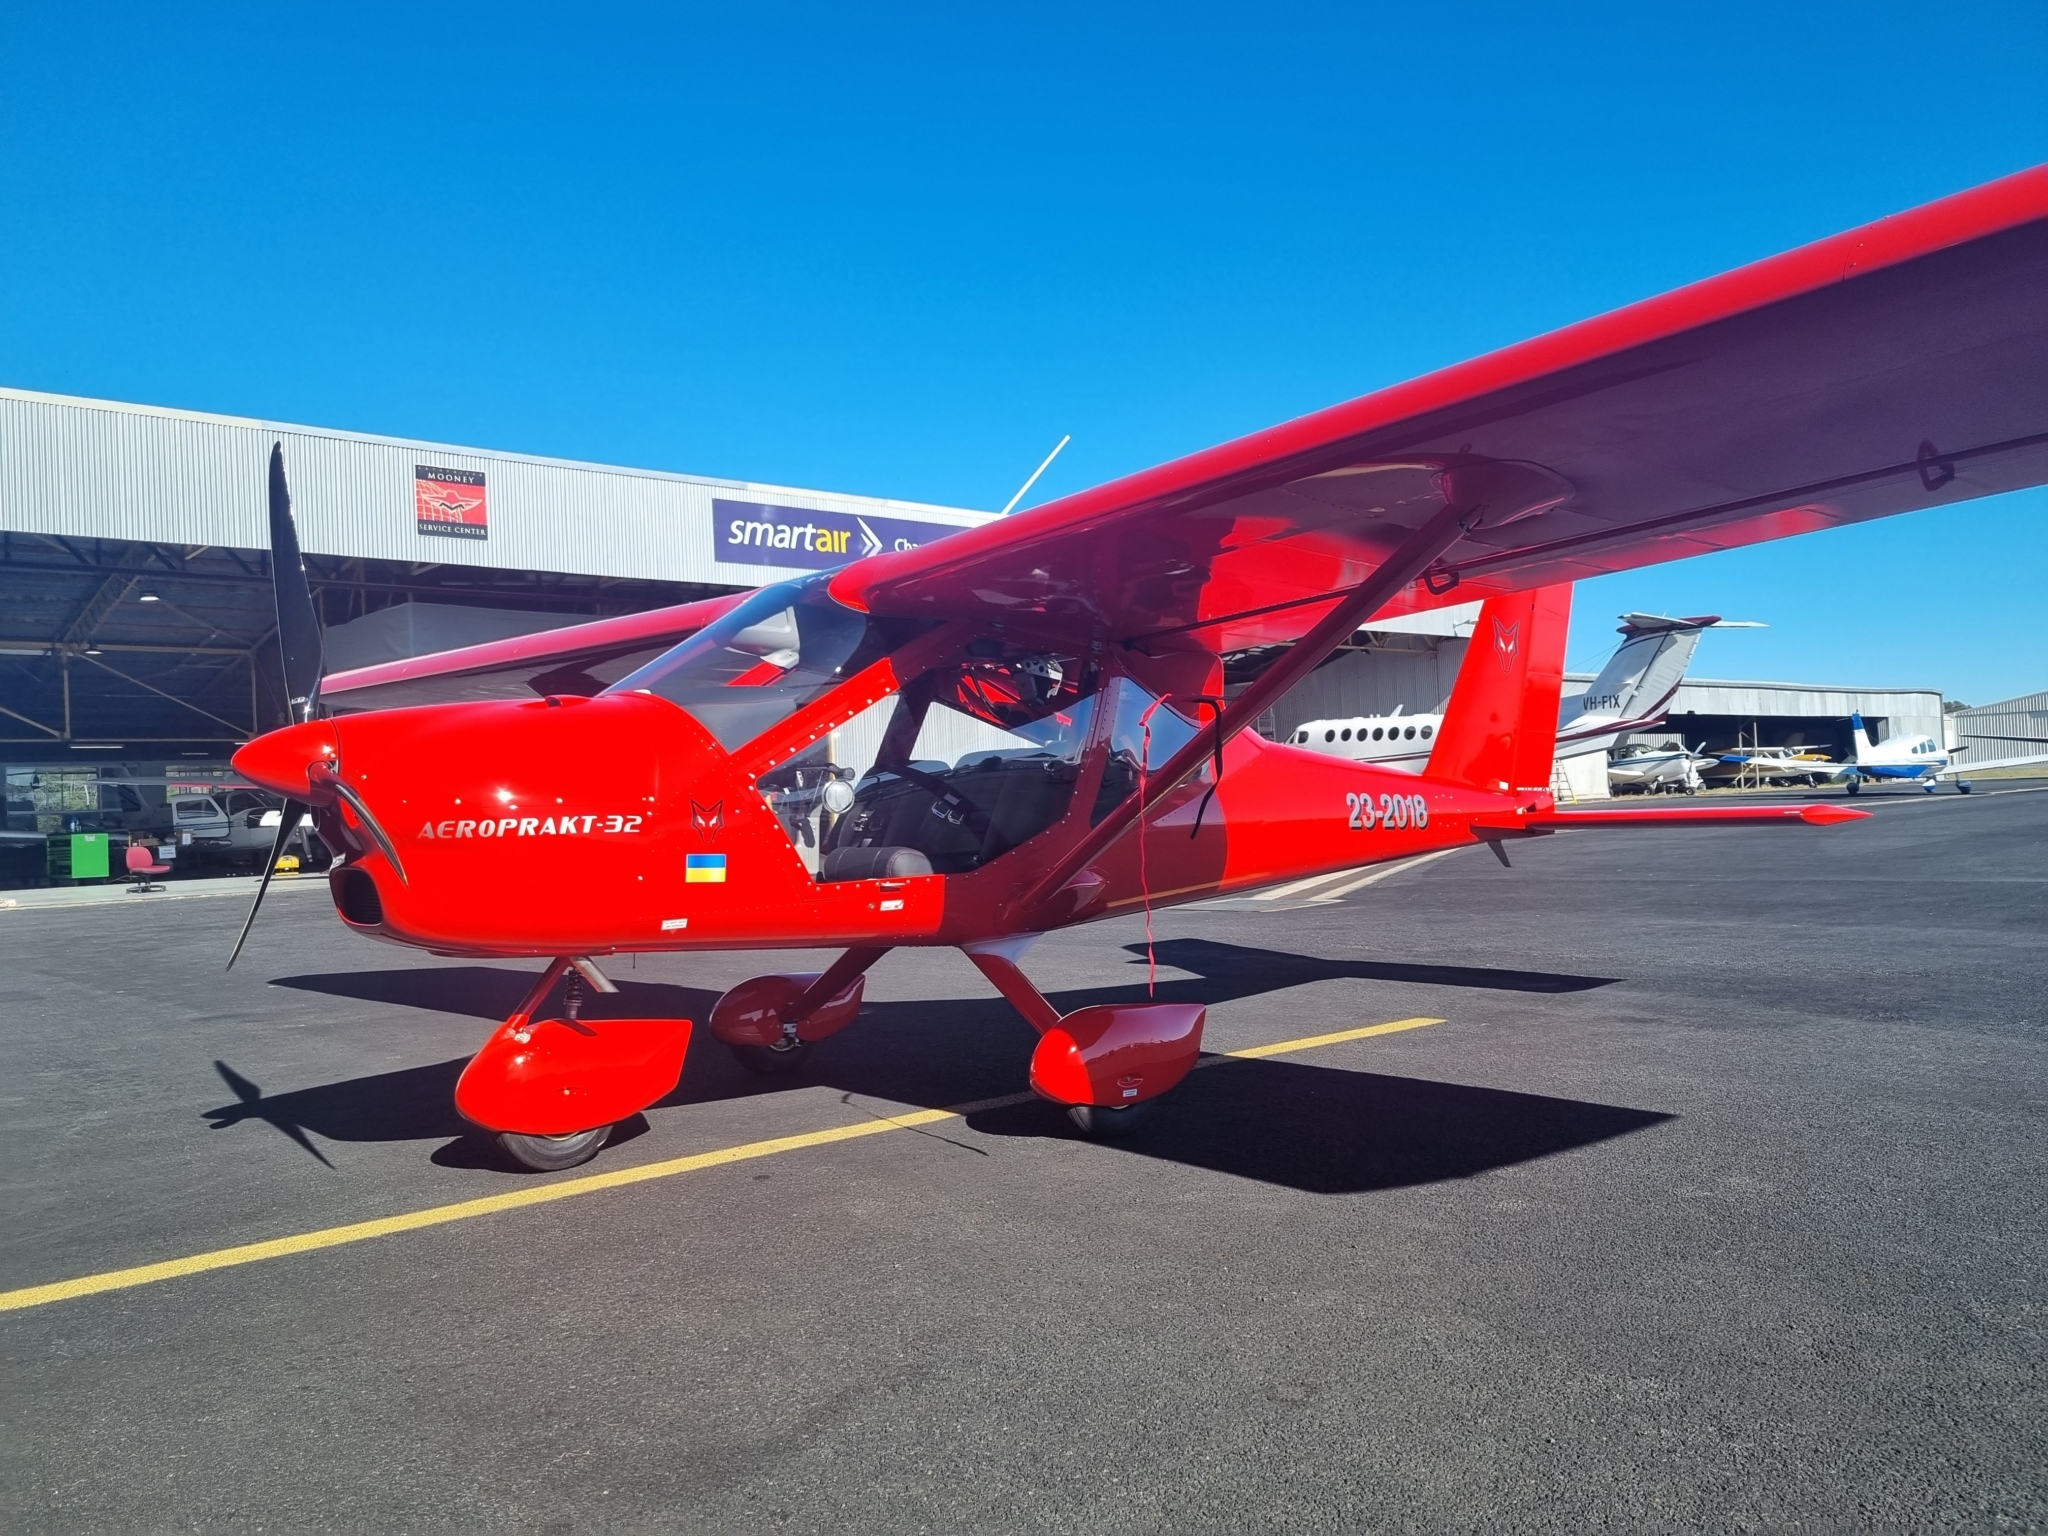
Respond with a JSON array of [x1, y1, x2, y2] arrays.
[[170, 791, 328, 872]]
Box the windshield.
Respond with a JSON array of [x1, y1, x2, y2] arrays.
[[607, 574, 898, 750]]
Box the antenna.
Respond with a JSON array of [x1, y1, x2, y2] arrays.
[[1001, 434, 1071, 515]]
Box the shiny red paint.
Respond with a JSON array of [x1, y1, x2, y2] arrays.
[[232, 719, 337, 799], [1028, 1004, 1207, 1108], [451, 959, 692, 1136], [228, 170, 2044, 1159], [832, 166, 2048, 650], [708, 972, 868, 1048], [456, 1015, 692, 1136]]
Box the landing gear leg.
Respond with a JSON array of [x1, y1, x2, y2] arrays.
[[454, 956, 692, 1173], [962, 938, 1205, 1140], [491, 960, 617, 1171], [712, 946, 890, 1075]]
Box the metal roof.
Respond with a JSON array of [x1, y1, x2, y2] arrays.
[[0, 386, 993, 587], [0, 387, 996, 759]]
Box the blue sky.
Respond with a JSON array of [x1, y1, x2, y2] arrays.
[[2, 4, 2043, 702]]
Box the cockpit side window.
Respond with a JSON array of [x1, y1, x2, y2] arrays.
[[1089, 677, 1200, 825], [756, 640, 1101, 880], [606, 574, 923, 750]]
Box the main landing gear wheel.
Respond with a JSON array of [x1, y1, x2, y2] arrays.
[[498, 1124, 612, 1172], [1846, 779, 1861, 795], [1064, 1101, 1156, 1139], [727, 1037, 816, 1076]]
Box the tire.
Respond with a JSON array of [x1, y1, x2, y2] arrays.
[[727, 1038, 816, 1076], [1065, 1101, 1156, 1139], [499, 1124, 612, 1172], [1846, 779, 1861, 796], [1958, 781, 1972, 794]]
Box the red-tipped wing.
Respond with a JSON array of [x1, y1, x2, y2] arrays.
[[832, 167, 2048, 652], [321, 592, 744, 713]]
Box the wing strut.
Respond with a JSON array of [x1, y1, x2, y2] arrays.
[[1020, 496, 1475, 914]]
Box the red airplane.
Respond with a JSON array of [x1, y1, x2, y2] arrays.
[[229, 167, 2048, 1171]]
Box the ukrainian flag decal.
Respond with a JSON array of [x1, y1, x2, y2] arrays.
[[685, 853, 728, 884]]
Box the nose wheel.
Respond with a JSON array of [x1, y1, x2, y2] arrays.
[[498, 1124, 612, 1172]]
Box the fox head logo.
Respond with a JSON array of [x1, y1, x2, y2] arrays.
[[691, 799, 724, 842], [1493, 617, 1521, 674]]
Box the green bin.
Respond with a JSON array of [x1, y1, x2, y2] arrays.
[[48, 832, 112, 882]]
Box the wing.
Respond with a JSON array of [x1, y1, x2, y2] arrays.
[[321, 592, 745, 713], [831, 167, 2048, 654]]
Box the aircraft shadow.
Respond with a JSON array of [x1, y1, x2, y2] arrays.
[[1122, 938, 1620, 998], [218, 947, 1650, 1190], [965, 1062, 1671, 1193], [268, 966, 722, 1025]]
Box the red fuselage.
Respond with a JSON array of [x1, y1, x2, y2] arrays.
[[237, 660, 1530, 961]]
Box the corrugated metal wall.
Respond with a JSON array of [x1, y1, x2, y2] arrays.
[[0, 387, 991, 586], [1952, 689, 2048, 767], [1668, 680, 1944, 744]]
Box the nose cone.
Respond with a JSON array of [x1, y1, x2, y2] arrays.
[[234, 720, 339, 798]]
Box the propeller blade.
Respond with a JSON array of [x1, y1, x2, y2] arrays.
[[268, 444, 325, 724], [226, 798, 308, 971]]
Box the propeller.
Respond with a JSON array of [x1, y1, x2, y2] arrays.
[[227, 445, 322, 971], [269, 442, 325, 725], [225, 797, 310, 970]]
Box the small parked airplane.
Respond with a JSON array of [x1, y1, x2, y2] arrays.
[[1721, 712, 1968, 793], [1837, 712, 1967, 793], [1607, 741, 1713, 794], [1287, 609, 1757, 770], [1711, 744, 1846, 786], [220, 165, 2047, 1173]]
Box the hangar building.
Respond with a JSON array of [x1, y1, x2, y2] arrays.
[[0, 386, 994, 764], [1949, 690, 2048, 773]]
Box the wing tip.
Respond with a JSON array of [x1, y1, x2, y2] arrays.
[[1799, 803, 1873, 825]]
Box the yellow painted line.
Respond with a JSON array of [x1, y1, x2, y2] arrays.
[[0, 1108, 955, 1314], [1, 1017, 1446, 1314], [1217, 1015, 1443, 1060]]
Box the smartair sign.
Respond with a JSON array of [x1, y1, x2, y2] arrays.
[[713, 497, 966, 571]]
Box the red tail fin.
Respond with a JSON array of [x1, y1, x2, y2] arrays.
[[1424, 585, 1572, 794]]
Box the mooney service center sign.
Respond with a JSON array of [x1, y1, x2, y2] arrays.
[[713, 497, 966, 571]]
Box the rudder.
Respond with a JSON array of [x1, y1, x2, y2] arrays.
[[1424, 585, 1572, 794]]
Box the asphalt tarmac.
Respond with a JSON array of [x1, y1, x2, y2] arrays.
[[4, 784, 2044, 1532]]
